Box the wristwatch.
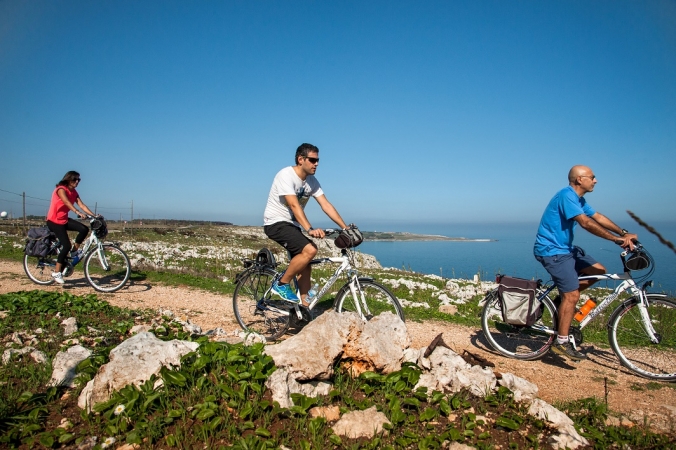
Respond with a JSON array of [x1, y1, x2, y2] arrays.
[[620, 229, 629, 236], [307, 227, 314, 233]]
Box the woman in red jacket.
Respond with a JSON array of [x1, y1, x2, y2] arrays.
[[46, 171, 97, 284]]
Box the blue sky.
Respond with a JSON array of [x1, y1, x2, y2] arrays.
[[1, 0, 675, 232]]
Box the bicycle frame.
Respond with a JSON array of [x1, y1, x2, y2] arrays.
[[282, 254, 362, 320], [576, 273, 634, 328], [256, 248, 373, 322], [48, 225, 112, 273], [536, 271, 662, 343]]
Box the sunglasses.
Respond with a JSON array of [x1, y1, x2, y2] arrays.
[[305, 157, 319, 164], [74, 178, 81, 182]]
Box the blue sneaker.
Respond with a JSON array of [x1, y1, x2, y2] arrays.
[[271, 281, 300, 303]]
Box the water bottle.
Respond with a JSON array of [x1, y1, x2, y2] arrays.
[[307, 283, 319, 301], [574, 299, 597, 322], [70, 249, 82, 266]]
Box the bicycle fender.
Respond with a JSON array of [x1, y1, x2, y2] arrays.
[[644, 292, 667, 298], [610, 294, 666, 320]]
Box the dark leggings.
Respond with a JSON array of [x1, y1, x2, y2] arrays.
[[46, 219, 89, 265]]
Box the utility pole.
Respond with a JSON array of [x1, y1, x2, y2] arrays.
[[94, 202, 97, 215], [131, 200, 134, 235], [22, 192, 26, 233]]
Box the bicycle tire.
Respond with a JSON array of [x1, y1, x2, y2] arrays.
[[23, 254, 57, 285], [481, 289, 557, 361], [83, 244, 131, 293], [334, 279, 405, 322], [232, 267, 291, 341], [608, 295, 676, 381]]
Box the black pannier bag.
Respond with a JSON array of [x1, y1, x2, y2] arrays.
[[496, 275, 540, 326], [24, 227, 56, 258]]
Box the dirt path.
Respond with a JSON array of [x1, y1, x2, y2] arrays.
[[1, 260, 675, 431]]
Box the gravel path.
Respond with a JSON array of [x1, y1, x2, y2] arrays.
[[2, 259, 675, 432]]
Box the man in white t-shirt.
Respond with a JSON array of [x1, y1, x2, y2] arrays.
[[264, 143, 348, 304]]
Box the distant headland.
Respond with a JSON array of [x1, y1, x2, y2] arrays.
[[362, 231, 496, 242]]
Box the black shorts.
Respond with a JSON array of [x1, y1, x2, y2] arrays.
[[264, 222, 314, 258]]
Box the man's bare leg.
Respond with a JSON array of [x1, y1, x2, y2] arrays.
[[296, 265, 312, 306], [578, 263, 605, 292], [279, 243, 317, 306], [558, 289, 581, 337]]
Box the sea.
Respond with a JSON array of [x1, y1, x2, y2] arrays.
[[359, 222, 676, 295]]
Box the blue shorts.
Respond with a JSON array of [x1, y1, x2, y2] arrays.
[[535, 246, 598, 294]]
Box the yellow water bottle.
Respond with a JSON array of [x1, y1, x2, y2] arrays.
[[574, 299, 597, 322]]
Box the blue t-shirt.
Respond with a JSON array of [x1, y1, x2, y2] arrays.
[[534, 186, 596, 257]]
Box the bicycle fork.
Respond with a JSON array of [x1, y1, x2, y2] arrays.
[[93, 244, 111, 271], [635, 292, 660, 344], [348, 278, 373, 321]]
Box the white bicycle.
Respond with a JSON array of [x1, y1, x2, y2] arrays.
[[232, 227, 404, 340], [481, 242, 676, 380], [23, 216, 131, 293]]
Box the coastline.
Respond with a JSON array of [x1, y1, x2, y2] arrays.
[[363, 231, 496, 242]]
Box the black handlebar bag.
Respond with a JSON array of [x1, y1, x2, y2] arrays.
[[497, 275, 540, 326]]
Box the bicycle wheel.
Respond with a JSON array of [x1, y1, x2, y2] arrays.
[[232, 267, 291, 341], [608, 295, 676, 381], [23, 254, 56, 285], [334, 279, 404, 322], [83, 244, 131, 293], [481, 289, 557, 360]]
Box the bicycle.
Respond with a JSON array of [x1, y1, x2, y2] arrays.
[[481, 242, 676, 381], [232, 228, 404, 341], [23, 215, 132, 293]]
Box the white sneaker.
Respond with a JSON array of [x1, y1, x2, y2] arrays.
[[51, 272, 65, 285]]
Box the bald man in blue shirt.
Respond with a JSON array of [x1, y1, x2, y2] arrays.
[[534, 165, 637, 361]]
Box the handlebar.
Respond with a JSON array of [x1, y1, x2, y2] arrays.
[[620, 240, 642, 257], [304, 225, 358, 237], [304, 228, 339, 238]]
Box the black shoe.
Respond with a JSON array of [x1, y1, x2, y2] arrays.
[[551, 341, 587, 361]]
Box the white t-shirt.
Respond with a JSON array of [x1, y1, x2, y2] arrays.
[[264, 166, 324, 227]]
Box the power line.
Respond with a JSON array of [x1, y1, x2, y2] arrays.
[[0, 187, 129, 210], [0, 197, 47, 207], [0, 197, 22, 204], [0, 188, 49, 202]]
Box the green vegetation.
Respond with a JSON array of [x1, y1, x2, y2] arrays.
[[2, 290, 674, 449]]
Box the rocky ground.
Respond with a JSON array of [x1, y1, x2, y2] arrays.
[[1, 259, 675, 433]]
